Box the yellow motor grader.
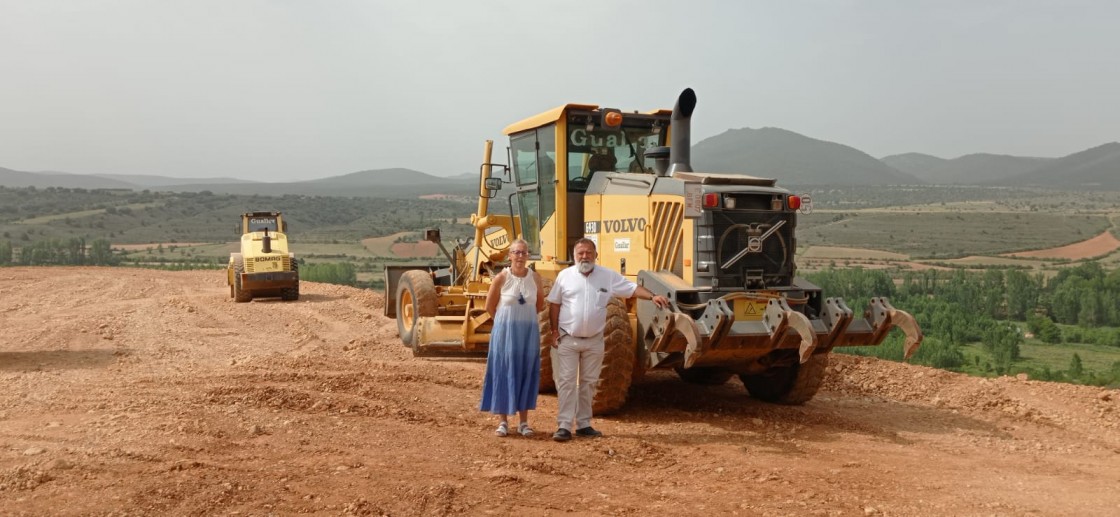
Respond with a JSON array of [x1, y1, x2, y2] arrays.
[[385, 89, 922, 412], [227, 211, 299, 302]]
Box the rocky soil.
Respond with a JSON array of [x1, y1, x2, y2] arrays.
[[1, 267, 1117, 516]]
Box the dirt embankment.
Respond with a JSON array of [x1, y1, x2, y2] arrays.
[[1, 268, 1117, 516]]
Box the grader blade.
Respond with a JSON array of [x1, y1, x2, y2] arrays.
[[411, 314, 492, 356]]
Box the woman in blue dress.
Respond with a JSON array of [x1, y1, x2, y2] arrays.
[[479, 238, 545, 437]]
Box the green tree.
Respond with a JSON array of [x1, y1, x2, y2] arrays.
[[979, 269, 1005, 319], [1045, 262, 1118, 326], [64, 237, 86, 265], [302, 262, 357, 286], [1027, 314, 1063, 344], [1048, 279, 1086, 324], [89, 239, 115, 266], [982, 322, 1022, 374], [1005, 270, 1040, 320], [909, 336, 965, 369], [938, 270, 983, 315], [1068, 353, 1084, 378], [1078, 293, 1103, 327], [804, 267, 895, 311]]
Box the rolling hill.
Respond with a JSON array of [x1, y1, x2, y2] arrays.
[[882, 152, 1053, 184], [1004, 142, 1120, 189], [163, 168, 476, 197], [0, 167, 137, 189], [691, 127, 920, 185], [94, 174, 261, 188], [4, 133, 1117, 193], [299, 168, 453, 186], [877, 152, 947, 180], [0, 167, 475, 198]]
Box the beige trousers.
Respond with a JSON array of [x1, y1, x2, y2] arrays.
[[552, 333, 604, 431]]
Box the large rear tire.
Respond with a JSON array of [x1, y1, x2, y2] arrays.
[[740, 353, 829, 405], [396, 270, 438, 349], [233, 259, 252, 303], [538, 308, 556, 393], [280, 259, 300, 301], [592, 298, 634, 415]]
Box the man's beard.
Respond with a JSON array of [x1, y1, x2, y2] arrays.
[[577, 261, 594, 274]]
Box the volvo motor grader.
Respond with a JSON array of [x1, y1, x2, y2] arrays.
[[228, 211, 300, 302], [385, 89, 922, 412]]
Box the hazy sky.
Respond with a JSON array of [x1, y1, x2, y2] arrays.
[[2, 1, 1117, 181]]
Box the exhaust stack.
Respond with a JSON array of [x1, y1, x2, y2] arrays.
[[668, 88, 697, 175]]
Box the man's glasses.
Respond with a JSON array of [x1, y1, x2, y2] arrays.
[[509, 250, 529, 256]]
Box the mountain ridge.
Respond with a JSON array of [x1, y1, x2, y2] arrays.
[[882, 152, 1054, 184], [1006, 142, 1120, 188], [691, 127, 921, 185], [4, 133, 1117, 192]]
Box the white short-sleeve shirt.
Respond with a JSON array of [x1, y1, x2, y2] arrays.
[[546, 265, 637, 338]]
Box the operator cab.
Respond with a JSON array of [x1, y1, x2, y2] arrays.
[[502, 106, 671, 261], [241, 211, 287, 235]]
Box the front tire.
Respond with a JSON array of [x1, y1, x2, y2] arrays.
[[538, 308, 556, 393], [396, 270, 438, 349], [233, 258, 252, 303], [280, 259, 300, 301], [740, 353, 829, 405]]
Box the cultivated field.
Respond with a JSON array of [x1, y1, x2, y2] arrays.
[[1008, 231, 1120, 260]]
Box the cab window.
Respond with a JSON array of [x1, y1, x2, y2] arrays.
[[247, 216, 279, 232], [508, 126, 557, 254], [565, 122, 664, 192], [537, 125, 556, 238]]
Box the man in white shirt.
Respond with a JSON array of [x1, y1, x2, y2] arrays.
[[547, 238, 669, 441]]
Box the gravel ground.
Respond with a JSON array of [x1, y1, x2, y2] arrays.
[[1, 267, 1117, 516]]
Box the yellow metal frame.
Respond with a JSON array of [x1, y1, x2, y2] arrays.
[[413, 102, 679, 352]]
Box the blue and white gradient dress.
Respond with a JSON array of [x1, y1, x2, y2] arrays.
[[479, 271, 541, 415]]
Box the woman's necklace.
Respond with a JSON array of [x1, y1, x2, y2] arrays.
[[510, 269, 527, 305]]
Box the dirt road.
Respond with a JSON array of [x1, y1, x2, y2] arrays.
[[1, 268, 1117, 516]]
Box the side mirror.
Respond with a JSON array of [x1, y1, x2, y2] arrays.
[[282, 221, 288, 232]]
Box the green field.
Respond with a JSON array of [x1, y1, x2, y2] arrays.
[[798, 211, 1111, 259], [958, 340, 1120, 381]]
